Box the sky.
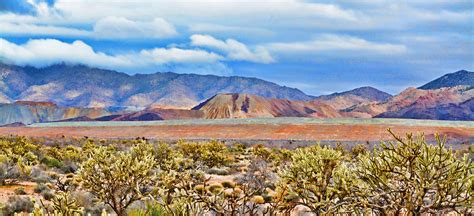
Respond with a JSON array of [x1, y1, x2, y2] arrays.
[[0, 0, 472, 96]]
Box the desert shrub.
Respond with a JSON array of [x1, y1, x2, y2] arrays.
[[177, 140, 231, 168], [45, 192, 84, 216], [351, 144, 368, 158], [357, 130, 473, 215], [34, 183, 49, 194], [278, 145, 360, 214], [71, 191, 109, 215], [14, 187, 27, 195], [1, 195, 34, 215], [177, 140, 202, 162], [151, 156, 207, 215], [30, 167, 51, 183], [60, 160, 78, 173], [79, 145, 156, 216], [229, 143, 247, 154], [201, 140, 231, 167], [41, 156, 63, 169], [41, 190, 55, 200], [252, 144, 273, 161], [0, 160, 20, 185], [236, 158, 277, 195], [206, 167, 230, 175], [192, 179, 267, 215]]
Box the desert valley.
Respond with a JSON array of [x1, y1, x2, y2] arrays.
[[0, 0, 472, 215]]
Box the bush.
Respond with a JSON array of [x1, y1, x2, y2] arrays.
[[34, 183, 49, 194], [278, 145, 360, 214], [42, 156, 63, 169], [2, 196, 34, 215], [79, 146, 156, 216], [41, 190, 55, 200], [206, 167, 229, 175], [14, 187, 27, 195], [357, 130, 473, 215]]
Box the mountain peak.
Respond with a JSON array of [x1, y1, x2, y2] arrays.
[[193, 93, 341, 119], [419, 70, 473, 90], [317, 86, 391, 101]]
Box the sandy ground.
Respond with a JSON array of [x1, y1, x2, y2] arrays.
[[0, 182, 38, 203], [0, 124, 472, 144]]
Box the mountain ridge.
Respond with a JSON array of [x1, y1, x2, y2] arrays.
[[313, 86, 392, 110], [0, 63, 313, 108], [419, 70, 473, 89]]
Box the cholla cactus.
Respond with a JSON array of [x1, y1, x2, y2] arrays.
[[357, 129, 473, 215], [278, 145, 361, 214], [78, 146, 156, 216]]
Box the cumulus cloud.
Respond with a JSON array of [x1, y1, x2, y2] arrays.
[[188, 23, 274, 37], [0, 38, 223, 71], [0, 14, 178, 39], [0, 21, 91, 37], [190, 34, 274, 64], [93, 16, 177, 39], [267, 34, 407, 55]]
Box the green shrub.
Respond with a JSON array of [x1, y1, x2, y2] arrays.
[[42, 156, 63, 169]]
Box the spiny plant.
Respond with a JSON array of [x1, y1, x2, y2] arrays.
[[278, 145, 362, 214], [78, 145, 156, 216], [357, 129, 473, 215]]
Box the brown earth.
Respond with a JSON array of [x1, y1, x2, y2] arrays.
[[0, 124, 472, 144]]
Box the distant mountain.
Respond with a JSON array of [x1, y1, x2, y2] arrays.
[[344, 85, 473, 120], [0, 64, 313, 108], [313, 86, 392, 110], [192, 93, 341, 119], [0, 101, 111, 125], [376, 98, 474, 120], [98, 108, 204, 121], [419, 70, 473, 89]]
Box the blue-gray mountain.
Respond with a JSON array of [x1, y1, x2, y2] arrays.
[[0, 64, 312, 108], [419, 70, 473, 90], [312, 86, 392, 110]]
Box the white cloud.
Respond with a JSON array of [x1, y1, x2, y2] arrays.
[[267, 34, 407, 55], [190, 34, 274, 64], [0, 38, 133, 68], [139, 47, 222, 64], [188, 23, 274, 37], [0, 38, 223, 70], [93, 16, 177, 39], [52, 0, 360, 24], [0, 21, 91, 37], [0, 14, 178, 39]]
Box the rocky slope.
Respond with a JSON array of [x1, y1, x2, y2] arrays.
[[0, 63, 312, 108], [419, 70, 473, 89], [376, 98, 473, 120], [0, 101, 111, 125], [313, 86, 391, 110], [344, 86, 473, 119], [192, 93, 341, 119]]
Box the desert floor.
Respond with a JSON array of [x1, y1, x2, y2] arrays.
[[1, 123, 472, 147]]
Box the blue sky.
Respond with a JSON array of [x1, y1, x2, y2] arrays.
[[0, 0, 472, 96]]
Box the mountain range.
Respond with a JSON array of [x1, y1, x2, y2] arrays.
[[0, 64, 311, 108], [0, 64, 472, 125]]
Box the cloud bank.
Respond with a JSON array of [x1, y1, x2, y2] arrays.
[[191, 34, 274, 64], [0, 38, 227, 73]]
